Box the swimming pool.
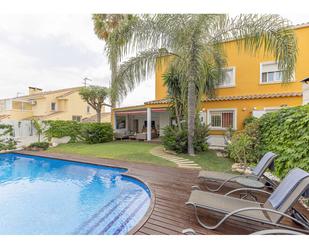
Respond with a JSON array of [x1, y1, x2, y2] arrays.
[[0, 153, 151, 235]]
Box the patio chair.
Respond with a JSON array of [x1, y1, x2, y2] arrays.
[[184, 168, 309, 234], [197, 152, 277, 192], [251, 229, 305, 235]]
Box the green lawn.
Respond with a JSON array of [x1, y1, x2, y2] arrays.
[[48, 141, 233, 172], [181, 150, 234, 172], [48, 141, 175, 167]]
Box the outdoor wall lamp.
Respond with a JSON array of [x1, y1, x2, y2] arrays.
[[301, 77, 309, 84]]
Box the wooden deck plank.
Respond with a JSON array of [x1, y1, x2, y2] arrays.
[[17, 151, 309, 235]]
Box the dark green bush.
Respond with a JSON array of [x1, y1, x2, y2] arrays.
[[162, 123, 209, 153], [44, 120, 82, 142], [259, 105, 309, 178], [0, 124, 16, 151], [44, 120, 113, 144], [28, 142, 50, 150], [81, 123, 113, 144]]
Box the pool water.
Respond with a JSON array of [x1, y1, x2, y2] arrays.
[[0, 153, 151, 235]]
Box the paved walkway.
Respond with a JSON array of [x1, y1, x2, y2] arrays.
[[150, 146, 201, 169]]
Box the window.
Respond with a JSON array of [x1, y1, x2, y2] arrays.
[[116, 116, 126, 129], [260, 62, 283, 83], [199, 111, 207, 125], [208, 109, 236, 129], [72, 115, 82, 122], [4, 100, 12, 110], [217, 67, 236, 88], [51, 102, 56, 111], [87, 106, 91, 113]]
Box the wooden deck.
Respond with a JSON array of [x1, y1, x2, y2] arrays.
[[16, 151, 309, 235]]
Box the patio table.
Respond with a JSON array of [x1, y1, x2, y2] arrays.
[[235, 177, 265, 201]]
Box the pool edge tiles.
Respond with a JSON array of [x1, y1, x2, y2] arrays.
[[0, 152, 152, 235]]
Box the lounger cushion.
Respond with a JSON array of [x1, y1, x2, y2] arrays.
[[187, 190, 270, 223], [198, 171, 242, 182], [268, 168, 309, 209], [251, 152, 277, 177]]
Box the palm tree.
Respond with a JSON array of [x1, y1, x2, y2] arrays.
[[114, 14, 297, 155], [92, 14, 138, 107], [162, 65, 187, 130]]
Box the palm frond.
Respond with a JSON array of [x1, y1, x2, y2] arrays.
[[115, 48, 172, 101], [211, 14, 297, 82]]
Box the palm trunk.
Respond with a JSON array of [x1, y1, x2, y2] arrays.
[[187, 78, 196, 155], [174, 101, 182, 130], [187, 33, 198, 155]]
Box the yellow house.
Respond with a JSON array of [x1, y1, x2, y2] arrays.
[[0, 86, 110, 122], [113, 23, 309, 142]]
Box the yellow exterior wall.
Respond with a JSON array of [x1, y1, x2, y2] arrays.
[[203, 96, 302, 135], [0, 88, 105, 122], [155, 27, 308, 100], [45, 91, 97, 121], [152, 26, 308, 133], [155, 56, 173, 100]]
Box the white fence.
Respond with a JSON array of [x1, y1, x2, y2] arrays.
[[0, 120, 45, 147]]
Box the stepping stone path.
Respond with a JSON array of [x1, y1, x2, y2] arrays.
[[150, 146, 201, 169]]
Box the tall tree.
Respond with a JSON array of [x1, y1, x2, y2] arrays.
[[163, 65, 186, 130], [92, 14, 138, 108], [79, 86, 111, 123], [113, 14, 297, 155]]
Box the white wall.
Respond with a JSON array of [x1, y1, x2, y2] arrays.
[[0, 120, 46, 148], [159, 112, 170, 136], [303, 83, 309, 105]]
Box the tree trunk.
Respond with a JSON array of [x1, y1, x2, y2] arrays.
[[174, 101, 182, 130], [187, 78, 196, 155], [187, 34, 198, 156], [96, 108, 102, 123]]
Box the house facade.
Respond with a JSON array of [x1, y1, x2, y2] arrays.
[[0, 86, 103, 122], [112, 23, 309, 141]]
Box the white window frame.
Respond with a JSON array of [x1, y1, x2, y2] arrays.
[[217, 67, 236, 88], [207, 108, 237, 130], [264, 106, 282, 113], [260, 61, 294, 84], [72, 115, 82, 122]]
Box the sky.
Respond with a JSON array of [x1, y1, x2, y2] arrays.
[[0, 13, 308, 108]]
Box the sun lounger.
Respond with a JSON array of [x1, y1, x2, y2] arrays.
[[184, 168, 309, 234], [197, 152, 277, 192]]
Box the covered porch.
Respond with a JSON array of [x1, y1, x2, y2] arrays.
[[113, 105, 171, 141]]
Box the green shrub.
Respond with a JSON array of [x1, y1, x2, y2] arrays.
[[259, 105, 309, 178], [28, 142, 50, 150], [162, 123, 209, 153], [0, 124, 16, 151], [228, 120, 262, 164], [44, 120, 82, 142], [243, 116, 258, 127], [44, 120, 114, 144], [81, 123, 113, 144]]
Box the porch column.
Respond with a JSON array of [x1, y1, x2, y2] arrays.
[[125, 114, 129, 131], [147, 107, 151, 141], [113, 112, 117, 129]]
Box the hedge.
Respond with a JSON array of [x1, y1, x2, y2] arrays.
[[44, 120, 113, 144], [44, 120, 82, 142], [259, 105, 309, 178]]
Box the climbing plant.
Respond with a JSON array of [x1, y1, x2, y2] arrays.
[[0, 124, 16, 151]]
